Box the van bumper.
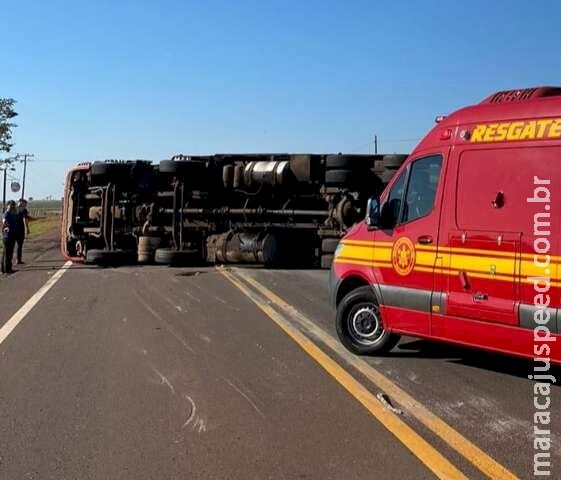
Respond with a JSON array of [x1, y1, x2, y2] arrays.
[[328, 264, 341, 309]]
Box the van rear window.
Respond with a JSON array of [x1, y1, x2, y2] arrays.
[[456, 147, 559, 232]]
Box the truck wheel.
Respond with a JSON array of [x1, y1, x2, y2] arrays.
[[90, 162, 132, 186], [320, 254, 334, 269], [159, 159, 204, 175], [85, 249, 136, 266], [321, 238, 340, 254], [90, 162, 132, 177], [325, 169, 356, 187], [379, 169, 397, 184], [154, 248, 201, 266], [326, 154, 366, 170], [382, 154, 407, 169], [336, 286, 400, 355]]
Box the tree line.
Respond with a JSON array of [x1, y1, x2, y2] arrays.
[[0, 99, 17, 152]]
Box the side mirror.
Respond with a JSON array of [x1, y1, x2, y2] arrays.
[[365, 197, 380, 228]]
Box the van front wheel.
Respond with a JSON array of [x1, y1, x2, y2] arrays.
[[336, 286, 400, 355]]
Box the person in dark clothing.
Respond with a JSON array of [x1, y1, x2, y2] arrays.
[[2, 201, 18, 274], [15, 199, 30, 264]]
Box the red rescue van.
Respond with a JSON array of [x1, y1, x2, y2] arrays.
[[330, 87, 561, 364]]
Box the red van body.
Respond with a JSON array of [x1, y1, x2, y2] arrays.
[[330, 87, 561, 364]]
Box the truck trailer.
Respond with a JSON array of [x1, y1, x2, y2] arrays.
[[61, 153, 405, 268]]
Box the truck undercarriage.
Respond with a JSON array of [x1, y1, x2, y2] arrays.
[[61, 153, 404, 268]]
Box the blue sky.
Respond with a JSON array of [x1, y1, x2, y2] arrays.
[[3, 0, 561, 198]]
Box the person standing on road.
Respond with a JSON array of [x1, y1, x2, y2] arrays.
[[2, 201, 19, 274], [15, 199, 30, 264]]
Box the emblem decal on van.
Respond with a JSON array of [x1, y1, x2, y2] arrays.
[[392, 237, 416, 276]]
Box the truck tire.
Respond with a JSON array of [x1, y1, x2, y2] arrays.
[[320, 254, 334, 269], [90, 162, 132, 177], [326, 154, 366, 170], [154, 248, 201, 266], [325, 169, 356, 187], [382, 154, 407, 169], [336, 286, 400, 355], [321, 238, 340, 254], [85, 249, 136, 266], [90, 162, 132, 186], [159, 159, 204, 176], [379, 169, 397, 184]]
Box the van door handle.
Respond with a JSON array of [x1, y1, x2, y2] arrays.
[[417, 235, 433, 245], [473, 292, 488, 302]]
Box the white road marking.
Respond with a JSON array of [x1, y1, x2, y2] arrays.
[[0, 261, 72, 346]]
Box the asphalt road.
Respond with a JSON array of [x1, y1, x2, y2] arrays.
[[0, 232, 559, 479]]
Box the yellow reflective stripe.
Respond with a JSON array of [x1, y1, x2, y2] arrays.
[[445, 253, 516, 277], [415, 250, 438, 267], [342, 240, 561, 263], [440, 246, 516, 259], [334, 258, 391, 269], [521, 252, 561, 262], [341, 239, 394, 247], [521, 260, 554, 279], [338, 240, 561, 283], [338, 244, 392, 263]]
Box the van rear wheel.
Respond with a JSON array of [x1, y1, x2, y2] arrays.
[[336, 286, 400, 355]]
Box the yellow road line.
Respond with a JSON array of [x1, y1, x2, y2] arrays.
[[220, 268, 468, 480], [229, 268, 519, 480]]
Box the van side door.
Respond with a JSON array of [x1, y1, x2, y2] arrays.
[[445, 148, 521, 325], [373, 153, 445, 336]]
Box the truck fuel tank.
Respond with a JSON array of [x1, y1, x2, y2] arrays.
[[243, 160, 292, 187], [206, 231, 277, 265]]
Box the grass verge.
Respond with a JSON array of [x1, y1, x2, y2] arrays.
[[27, 216, 61, 240]]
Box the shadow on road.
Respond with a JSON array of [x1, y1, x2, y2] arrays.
[[394, 338, 560, 383]]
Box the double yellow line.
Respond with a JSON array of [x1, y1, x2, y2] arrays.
[[219, 267, 519, 480]]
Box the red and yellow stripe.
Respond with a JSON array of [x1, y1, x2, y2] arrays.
[[335, 240, 561, 287]]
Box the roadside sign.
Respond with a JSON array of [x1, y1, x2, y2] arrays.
[[10, 182, 20, 193]]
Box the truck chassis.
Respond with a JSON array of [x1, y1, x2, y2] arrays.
[[62, 153, 404, 268]]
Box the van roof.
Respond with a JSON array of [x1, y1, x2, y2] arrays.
[[413, 86, 561, 153]]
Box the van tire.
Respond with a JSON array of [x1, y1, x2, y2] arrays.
[[336, 286, 400, 355]]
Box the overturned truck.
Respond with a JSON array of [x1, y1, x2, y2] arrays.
[[62, 153, 405, 268]]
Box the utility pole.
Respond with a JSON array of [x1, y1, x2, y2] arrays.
[[3, 167, 6, 211], [0, 157, 16, 211], [374, 134, 378, 154], [16, 153, 34, 200]]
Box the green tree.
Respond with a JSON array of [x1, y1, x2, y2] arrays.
[[0, 98, 18, 152]]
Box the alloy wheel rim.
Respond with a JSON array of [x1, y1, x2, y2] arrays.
[[348, 305, 386, 346]]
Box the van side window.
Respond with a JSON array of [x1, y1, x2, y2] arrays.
[[402, 155, 442, 223], [385, 170, 406, 226]]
